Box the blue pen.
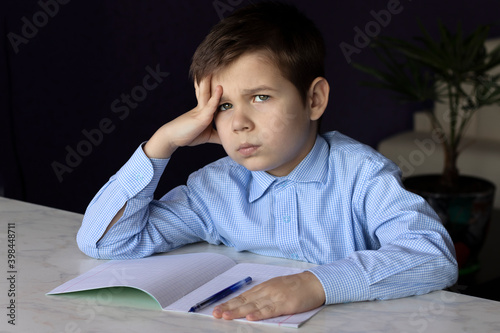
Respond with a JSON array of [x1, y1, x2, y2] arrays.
[[188, 276, 252, 313]]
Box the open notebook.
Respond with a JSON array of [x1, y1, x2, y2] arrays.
[[47, 252, 323, 328]]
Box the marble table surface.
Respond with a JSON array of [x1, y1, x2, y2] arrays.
[[1, 197, 500, 333]]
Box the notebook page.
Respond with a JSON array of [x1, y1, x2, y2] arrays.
[[47, 253, 236, 308], [165, 263, 324, 327]]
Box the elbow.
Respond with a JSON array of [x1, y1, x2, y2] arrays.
[[430, 228, 459, 288], [440, 257, 459, 289], [433, 248, 459, 290], [76, 234, 130, 260], [443, 237, 459, 288], [444, 253, 459, 288], [76, 230, 101, 259], [77, 230, 156, 260]]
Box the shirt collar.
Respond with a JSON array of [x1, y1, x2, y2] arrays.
[[248, 135, 329, 203]]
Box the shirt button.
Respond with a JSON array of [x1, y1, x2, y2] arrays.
[[283, 216, 290, 223], [136, 173, 144, 181]]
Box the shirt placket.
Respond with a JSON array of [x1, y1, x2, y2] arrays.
[[273, 180, 302, 260]]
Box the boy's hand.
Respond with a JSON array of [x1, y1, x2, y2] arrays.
[[144, 76, 222, 159], [212, 271, 325, 321]]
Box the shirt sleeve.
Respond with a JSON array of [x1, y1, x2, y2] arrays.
[[307, 157, 458, 305], [76, 143, 221, 259]]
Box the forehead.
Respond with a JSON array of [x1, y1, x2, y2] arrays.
[[211, 51, 284, 87]]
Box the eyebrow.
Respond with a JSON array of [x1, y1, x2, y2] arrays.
[[241, 85, 277, 95], [219, 85, 278, 103]]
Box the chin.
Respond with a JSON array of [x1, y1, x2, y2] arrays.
[[237, 160, 270, 173]]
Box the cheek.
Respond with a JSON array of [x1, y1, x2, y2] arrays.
[[214, 117, 231, 143], [264, 117, 288, 136], [262, 106, 303, 136], [213, 113, 224, 131]]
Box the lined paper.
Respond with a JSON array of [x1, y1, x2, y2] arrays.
[[48, 253, 236, 308], [47, 253, 323, 327]]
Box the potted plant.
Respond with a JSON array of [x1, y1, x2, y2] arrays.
[[353, 21, 500, 274]]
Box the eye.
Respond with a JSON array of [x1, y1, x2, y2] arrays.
[[254, 95, 270, 102], [218, 102, 233, 111]]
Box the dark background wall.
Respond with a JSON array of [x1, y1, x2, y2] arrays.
[[2, 0, 500, 214]]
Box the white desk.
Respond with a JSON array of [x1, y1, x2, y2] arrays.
[[1, 197, 500, 332]]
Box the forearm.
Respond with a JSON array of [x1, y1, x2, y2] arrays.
[[93, 127, 180, 244], [77, 142, 221, 259], [77, 144, 169, 258], [77, 178, 132, 258], [308, 236, 458, 304]]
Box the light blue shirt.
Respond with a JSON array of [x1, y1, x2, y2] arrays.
[[77, 131, 458, 305]]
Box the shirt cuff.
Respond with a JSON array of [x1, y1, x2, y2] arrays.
[[307, 258, 370, 304], [116, 142, 169, 198]]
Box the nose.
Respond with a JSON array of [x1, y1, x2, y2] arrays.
[[231, 107, 253, 132]]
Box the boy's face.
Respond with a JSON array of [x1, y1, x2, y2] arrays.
[[212, 51, 320, 177]]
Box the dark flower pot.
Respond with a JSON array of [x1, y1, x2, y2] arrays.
[[403, 175, 496, 275]]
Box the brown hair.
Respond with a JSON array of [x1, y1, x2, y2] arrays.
[[190, 1, 326, 104]]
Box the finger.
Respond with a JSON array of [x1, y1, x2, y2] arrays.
[[222, 303, 259, 320], [213, 285, 269, 320], [206, 84, 222, 112], [215, 302, 258, 320], [199, 85, 222, 131], [245, 302, 280, 321], [197, 75, 212, 106], [214, 293, 247, 312], [221, 297, 278, 321], [213, 292, 249, 319]]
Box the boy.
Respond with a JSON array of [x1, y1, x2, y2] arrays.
[[77, 2, 458, 322]]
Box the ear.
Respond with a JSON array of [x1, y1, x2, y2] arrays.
[[307, 77, 329, 121]]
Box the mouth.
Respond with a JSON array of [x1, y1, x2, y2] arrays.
[[237, 143, 260, 157]]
